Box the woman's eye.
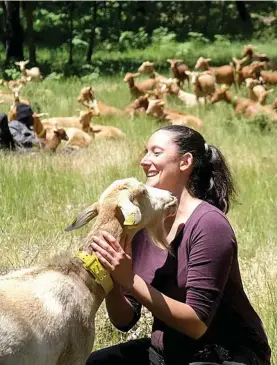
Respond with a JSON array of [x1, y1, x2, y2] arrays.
[[154, 151, 162, 156]]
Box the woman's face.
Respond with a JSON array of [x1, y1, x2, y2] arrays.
[[140, 130, 186, 192]]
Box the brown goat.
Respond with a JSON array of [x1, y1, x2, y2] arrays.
[[245, 78, 273, 104], [123, 72, 146, 98], [167, 59, 190, 87], [138, 61, 168, 84], [146, 99, 204, 130], [232, 58, 265, 86], [77, 86, 123, 116], [194, 57, 236, 87]]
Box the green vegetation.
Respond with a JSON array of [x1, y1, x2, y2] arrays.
[[0, 70, 277, 362]]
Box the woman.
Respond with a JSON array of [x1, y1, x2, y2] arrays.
[[87, 125, 271, 365]]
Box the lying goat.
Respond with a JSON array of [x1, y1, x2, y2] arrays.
[[0, 178, 177, 365]]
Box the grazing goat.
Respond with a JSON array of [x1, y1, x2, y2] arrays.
[[77, 86, 123, 116], [138, 61, 168, 84], [161, 79, 205, 106], [15, 60, 42, 81], [245, 78, 273, 104], [194, 57, 236, 87], [146, 99, 204, 129], [188, 71, 216, 103], [41, 109, 94, 133], [0, 177, 177, 365], [167, 59, 189, 87]]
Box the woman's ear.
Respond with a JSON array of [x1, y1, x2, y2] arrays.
[[180, 152, 193, 172]]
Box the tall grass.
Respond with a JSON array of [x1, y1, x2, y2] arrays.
[[0, 76, 276, 363]]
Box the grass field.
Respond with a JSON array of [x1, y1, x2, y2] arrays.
[[0, 74, 276, 363]]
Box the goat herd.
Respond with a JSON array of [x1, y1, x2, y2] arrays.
[[1, 43, 277, 153]]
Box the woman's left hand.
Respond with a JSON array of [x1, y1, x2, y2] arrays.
[[90, 231, 135, 290]]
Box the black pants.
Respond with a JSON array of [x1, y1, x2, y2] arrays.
[[86, 338, 246, 365]]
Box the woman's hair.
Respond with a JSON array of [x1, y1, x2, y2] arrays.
[[157, 125, 235, 213]]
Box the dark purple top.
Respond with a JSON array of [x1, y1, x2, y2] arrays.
[[126, 201, 271, 365]]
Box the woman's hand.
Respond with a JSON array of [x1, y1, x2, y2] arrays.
[[90, 231, 135, 290]]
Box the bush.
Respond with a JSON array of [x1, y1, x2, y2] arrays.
[[151, 27, 176, 45], [118, 28, 149, 51]]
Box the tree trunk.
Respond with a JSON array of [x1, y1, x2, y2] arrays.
[[68, 2, 74, 65], [235, 1, 253, 37], [22, 1, 36, 64], [86, 1, 98, 63], [0, 1, 7, 48], [5, 1, 24, 61], [220, 1, 227, 33], [202, 1, 212, 36]]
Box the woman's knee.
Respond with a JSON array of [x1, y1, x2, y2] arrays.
[[86, 338, 151, 365]]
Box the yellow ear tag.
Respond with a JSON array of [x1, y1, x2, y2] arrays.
[[124, 213, 136, 226]]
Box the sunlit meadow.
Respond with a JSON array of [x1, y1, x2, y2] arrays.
[[0, 73, 276, 363]]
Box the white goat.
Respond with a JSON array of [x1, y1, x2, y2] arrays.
[[15, 60, 42, 82], [161, 79, 205, 106], [0, 178, 177, 365]]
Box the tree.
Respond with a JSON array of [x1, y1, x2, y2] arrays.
[[236, 1, 253, 38], [5, 1, 24, 61], [68, 1, 74, 65], [22, 1, 36, 64], [86, 1, 98, 63]]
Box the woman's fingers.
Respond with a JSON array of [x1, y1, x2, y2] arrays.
[[101, 230, 122, 251], [94, 251, 114, 271], [90, 237, 115, 261]]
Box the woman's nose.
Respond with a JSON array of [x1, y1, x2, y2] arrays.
[[140, 154, 151, 167]]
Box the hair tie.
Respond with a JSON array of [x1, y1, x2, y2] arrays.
[[204, 143, 209, 153]]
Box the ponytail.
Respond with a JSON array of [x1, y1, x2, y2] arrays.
[[157, 125, 235, 213]]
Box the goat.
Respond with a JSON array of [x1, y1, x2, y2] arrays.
[[0, 85, 30, 106], [161, 79, 205, 106], [245, 78, 273, 104], [146, 99, 204, 130], [62, 127, 94, 149], [194, 57, 236, 88], [41, 109, 94, 133], [209, 87, 257, 116], [138, 61, 168, 84], [259, 71, 277, 85], [92, 125, 126, 140], [77, 86, 123, 117], [232, 58, 265, 86], [43, 128, 69, 152], [123, 72, 145, 98], [242, 44, 270, 63], [124, 94, 150, 119], [0, 177, 177, 365], [167, 59, 190, 87], [188, 71, 216, 103], [15, 60, 42, 81]]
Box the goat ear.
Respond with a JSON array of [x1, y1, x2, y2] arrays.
[[118, 192, 142, 226], [65, 202, 99, 232]]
